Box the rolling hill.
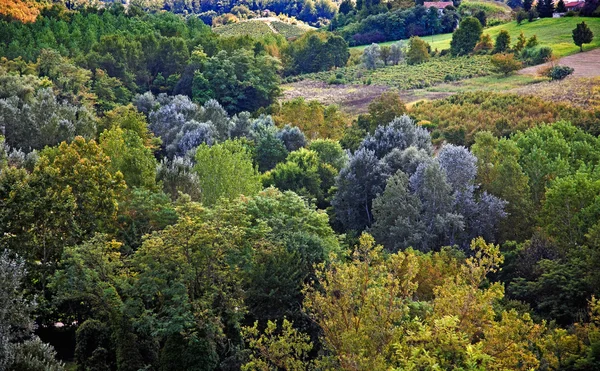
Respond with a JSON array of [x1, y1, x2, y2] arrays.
[[351, 17, 600, 57]]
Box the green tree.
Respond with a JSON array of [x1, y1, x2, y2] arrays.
[[493, 29, 511, 53], [100, 127, 157, 189], [364, 89, 407, 132], [371, 171, 424, 252], [450, 16, 483, 56], [242, 319, 314, 371], [406, 36, 430, 65], [193, 140, 261, 206], [573, 21, 594, 52]]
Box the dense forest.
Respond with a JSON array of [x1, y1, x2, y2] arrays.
[[2, 0, 600, 370]]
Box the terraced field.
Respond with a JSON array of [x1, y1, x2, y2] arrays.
[[213, 18, 311, 39]]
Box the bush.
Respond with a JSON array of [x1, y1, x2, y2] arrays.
[[516, 10, 528, 24], [547, 65, 575, 80], [520, 46, 553, 65], [491, 53, 522, 75]]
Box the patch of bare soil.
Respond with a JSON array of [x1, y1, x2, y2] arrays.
[[281, 80, 453, 116], [519, 48, 600, 78]]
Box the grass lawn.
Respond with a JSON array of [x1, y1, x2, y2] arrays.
[[350, 17, 600, 57]]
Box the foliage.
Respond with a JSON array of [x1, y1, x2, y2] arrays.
[[406, 36, 430, 65], [284, 31, 349, 75], [270, 98, 350, 140], [100, 127, 157, 189], [242, 319, 314, 371], [335, 5, 458, 46], [0, 88, 96, 151], [193, 139, 261, 206], [332, 115, 433, 232], [359, 89, 407, 133], [451, 16, 483, 56], [303, 233, 545, 370], [0, 250, 64, 370], [362, 43, 382, 70], [493, 29, 511, 53]]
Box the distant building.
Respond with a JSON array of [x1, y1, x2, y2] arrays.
[[423, 1, 454, 14], [564, 1, 585, 11]]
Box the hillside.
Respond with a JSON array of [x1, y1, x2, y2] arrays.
[[351, 17, 600, 57]]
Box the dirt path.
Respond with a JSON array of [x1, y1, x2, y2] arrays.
[[519, 48, 600, 77]]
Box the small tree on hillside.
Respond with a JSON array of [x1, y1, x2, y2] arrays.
[[493, 30, 511, 53], [556, 0, 567, 12], [573, 21, 594, 52], [474, 34, 494, 53], [516, 10, 527, 25], [514, 31, 527, 53], [362, 43, 382, 69], [450, 17, 483, 56], [406, 36, 430, 65]]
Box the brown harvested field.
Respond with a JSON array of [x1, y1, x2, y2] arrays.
[[519, 48, 600, 77], [281, 80, 452, 116], [511, 76, 600, 110]]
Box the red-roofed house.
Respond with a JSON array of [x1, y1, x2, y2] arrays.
[[423, 1, 454, 9], [423, 1, 454, 15], [564, 1, 585, 11]]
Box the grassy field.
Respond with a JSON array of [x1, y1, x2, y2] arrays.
[[351, 17, 600, 57]]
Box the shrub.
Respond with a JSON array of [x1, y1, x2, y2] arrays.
[[516, 10, 528, 24], [474, 34, 494, 53], [491, 53, 522, 75], [410, 92, 600, 145], [520, 46, 553, 65], [546, 65, 575, 80]]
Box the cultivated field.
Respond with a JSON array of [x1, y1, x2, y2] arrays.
[[213, 18, 311, 39]]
